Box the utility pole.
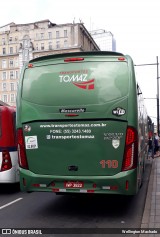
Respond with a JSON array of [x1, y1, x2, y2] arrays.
[[157, 56, 159, 135]]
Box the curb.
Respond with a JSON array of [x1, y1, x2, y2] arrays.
[[139, 158, 155, 236]]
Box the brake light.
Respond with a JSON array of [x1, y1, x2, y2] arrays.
[[64, 57, 84, 62], [122, 126, 138, 171], [125, 127, 135, 145], [28, 63, 33, 68], [118, 57, 125, 61], [17, 128, 28, 169], [0, 150, 12, 171]]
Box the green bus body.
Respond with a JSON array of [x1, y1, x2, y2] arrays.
[[16, 51, 148, 195]]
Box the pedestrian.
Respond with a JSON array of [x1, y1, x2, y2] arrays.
[[148, 137, 152, 159], [154, 133, 159, 157]]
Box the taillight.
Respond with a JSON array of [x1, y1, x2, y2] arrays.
[[0, 150, 12, 172], [17, 128, 28, 169], [64, 57, 84, 62], [122, 126, 138, 171], [28, 63, 33, 68], [118, 57, 125, 61], [125, 127, 135, 145]]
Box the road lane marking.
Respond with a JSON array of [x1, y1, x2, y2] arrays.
[[0, 198, 23, 210]]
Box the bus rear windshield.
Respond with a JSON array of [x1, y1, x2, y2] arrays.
[[22, 61, 129, 106]]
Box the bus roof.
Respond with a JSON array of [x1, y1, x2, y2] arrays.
[[29, 51, 125, 64]]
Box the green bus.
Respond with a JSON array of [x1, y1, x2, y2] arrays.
[[16, 51, 148, 195]]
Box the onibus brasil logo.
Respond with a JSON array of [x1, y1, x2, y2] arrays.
[[59, 73, 95, 90]]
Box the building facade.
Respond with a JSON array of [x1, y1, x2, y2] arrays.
[[0, 19, 99, 106], [90, 29, 116, 51]]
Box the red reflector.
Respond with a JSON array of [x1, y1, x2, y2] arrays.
[[110, 186, 118, 190], [126, 180, 129, 190], [87, 190, 95, 193], [93, 183, 97, 188], [32, 184, 40, 187], [118, 57, 125, 61], [28, 63, 33, 68], [65, 114, 79, 117], [50, 182, 55, 187], [52, 188, 59, 192], [64, 57, 84, 62]]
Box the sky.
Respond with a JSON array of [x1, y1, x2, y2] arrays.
[[1, 0, 160, 124]]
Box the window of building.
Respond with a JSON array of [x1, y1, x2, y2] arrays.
[[41, 43, 44, 50], [56, 31, 60, 38], [64, 40, 68, 48], [2, 72, 7, 80], [10, 83, 15, 91], [10, 71, 14, 79], [10, 94, 15, 103], [10, 47, 13, 54], [2, 38, 5, 45], [56, 41, 60, 49], [48, 42, 52, 50], [36, 43, 38, 50], [48, 32, 52, 39], [41, 33, 44, 39], [64, 30, 67, 37], [2, 48, 6, 55], [9, 60, 14, 68], [2, 83, 7, 91], [9, 37, 12, 42], [2, 60, 6, 69], [15, 71, 19, 79], [2, 94, 8, 103], [15, 59, 19, 67]]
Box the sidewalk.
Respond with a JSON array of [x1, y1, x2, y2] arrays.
[[140, 156, 160, 236]]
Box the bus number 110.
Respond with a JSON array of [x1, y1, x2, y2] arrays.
[[100, 160, 118, 169]]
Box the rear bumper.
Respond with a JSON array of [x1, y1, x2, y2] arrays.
[[20, 168, 138, 195], [0, 167, 19, 183]]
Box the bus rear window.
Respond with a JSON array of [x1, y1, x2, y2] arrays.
[[22, 61, 129, 106]]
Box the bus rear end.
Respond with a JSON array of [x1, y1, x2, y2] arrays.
[[17, 52, 140, 195]]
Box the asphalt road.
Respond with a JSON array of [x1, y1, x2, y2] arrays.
[[0, 160, 152, 237]]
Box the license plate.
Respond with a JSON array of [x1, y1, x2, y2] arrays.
[[64, 181, 84, 188]]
